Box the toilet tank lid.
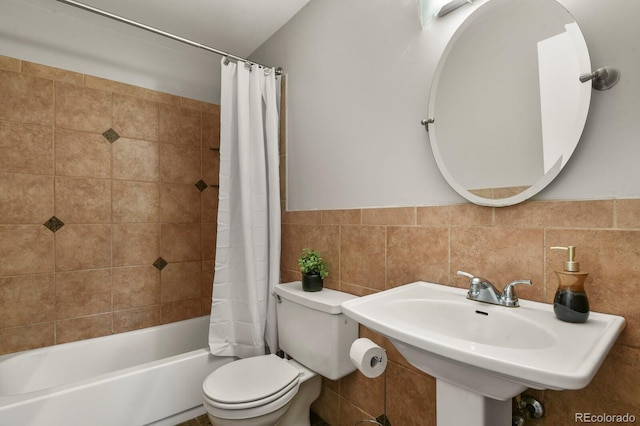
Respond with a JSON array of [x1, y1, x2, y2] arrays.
[[275, 282, 358, 314]]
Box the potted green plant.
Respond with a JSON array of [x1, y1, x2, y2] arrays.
[[297, 248, 329, 292]]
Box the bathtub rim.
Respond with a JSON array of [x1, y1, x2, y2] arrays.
[[0, 315, 221, 403]]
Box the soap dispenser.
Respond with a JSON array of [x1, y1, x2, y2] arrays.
[[551, 246, 590, 323]]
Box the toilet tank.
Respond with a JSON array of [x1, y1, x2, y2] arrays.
[[274, 282, 359, 380]]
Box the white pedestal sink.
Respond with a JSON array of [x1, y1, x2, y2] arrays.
[[341, 281, 625, 426]]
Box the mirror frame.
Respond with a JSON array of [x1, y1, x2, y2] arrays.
[[427, 0, 592, 207]]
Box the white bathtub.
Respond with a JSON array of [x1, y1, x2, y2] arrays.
[[0, 316, 234, 426]]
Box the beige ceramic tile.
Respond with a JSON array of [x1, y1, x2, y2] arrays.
[[201, 187, 219, 223], [159, 104, 201, 147], [160, 261, 202, 303], [339, 282, 378, 297], [417, 203, 493, 227], [113, 306, 162, 333], [616, 198, 640, 229], [55, 224, 111, 271], [202, 109, 220, 150], [0, 55, 21, 72], [159, 142, 201, 184], [201, 260, 214, 300], [279, 269, 300, 284], [0, 274, 54, 328], [112, 266, 160, 310], [386, 226, 449, 288], [280, 224, 307, 272], [112, 223, 160, 267], [304, 225, 340, 281], [200, 102, 219, 115], [340, 225, 386, 290], [159, 184, 201, 223], [202, 149, 219, 186], [0, 69, 53, 126], [0, 225, 54, 276], [494, 200, 614, 228], [55, 313, 112, 344], [83, 75, 137, 97], [112, 138, 160, 182], [322, 209, 361, 225], [0, 172, 53, 224], [161, 223, 201, 262], [281, 210, 322, 225], [55, 269, 112, 319], [0, 322, 54, 355], [135, 86, 180, 106], [0, 121, 53, 175], [450, 226, 545, 301], [201, 222, 217, 261], [179, 97, 207, 111], [21, 61, 84, 85], [55, 81, 111, 133], [310, 386, 340, 426], [161, 298, 202, 323], [340, 369, 385, 420], [55, 129, 111, 178], [112, 93, 158, 141], [362, 207, 416, 225], [339, 398, 376, 426], [55, 176, 111, 224], [112, 180, 160, 223], [386, 361, 437, 426], [279, 154, 286, 203]]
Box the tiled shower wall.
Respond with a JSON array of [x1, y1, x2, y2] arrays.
[[0, 55, 220, 355], [281, 202, 640, 425]]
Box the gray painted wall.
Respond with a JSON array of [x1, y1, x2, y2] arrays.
[[251, 0, 640, 210]]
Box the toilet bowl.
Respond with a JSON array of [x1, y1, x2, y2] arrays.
[[203, 355, 321, 426], [203, 282, 359, 426]]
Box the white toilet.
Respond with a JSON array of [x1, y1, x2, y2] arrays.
[[202, 281, 359, 426]]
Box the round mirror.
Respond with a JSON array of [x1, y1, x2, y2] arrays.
[[428, 0, 592, 206]]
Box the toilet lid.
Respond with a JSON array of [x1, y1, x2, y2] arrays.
[[203, 354, 300, 405]]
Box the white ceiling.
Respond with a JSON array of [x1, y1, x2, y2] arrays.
[[71, 0, 310, 58]]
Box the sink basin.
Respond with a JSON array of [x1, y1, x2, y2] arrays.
[[341, 281, 625, 404]]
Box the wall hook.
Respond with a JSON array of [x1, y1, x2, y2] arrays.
[[579, 66, 620, 90], [421, 117, 435, 132]]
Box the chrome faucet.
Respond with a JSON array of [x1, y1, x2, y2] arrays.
[[457, 271, 532, 307]]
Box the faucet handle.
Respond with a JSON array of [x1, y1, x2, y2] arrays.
[[456, 270, 474, 279], [457, 271, 494, 299], [501, 280, 532, 307]]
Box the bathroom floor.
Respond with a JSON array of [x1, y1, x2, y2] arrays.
[[176, 411, 330, 426]]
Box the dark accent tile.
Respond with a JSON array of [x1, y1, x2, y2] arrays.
[[43, 216, 65, 233], [102, 128, 120, 143], [195, 179, 208, 192], [152, 256, 168, 271]]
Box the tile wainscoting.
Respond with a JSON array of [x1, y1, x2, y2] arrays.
[[0, 55, 220, 354], [281, 201, 640, 425]]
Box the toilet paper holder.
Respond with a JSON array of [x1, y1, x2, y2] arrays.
[[370, 355, 384, 367]]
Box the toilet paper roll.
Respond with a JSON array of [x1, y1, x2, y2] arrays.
[[349, 338, 387, 378]]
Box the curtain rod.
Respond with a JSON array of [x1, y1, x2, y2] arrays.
[[55, 0, 283, 75]]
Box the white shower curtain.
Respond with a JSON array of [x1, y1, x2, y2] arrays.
[[208, 58, 281, 358]]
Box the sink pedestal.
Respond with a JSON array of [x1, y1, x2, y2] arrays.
[[437, 380, 511, 426]]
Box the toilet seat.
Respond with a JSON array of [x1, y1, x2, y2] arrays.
[[203, 354, 301, 420]]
